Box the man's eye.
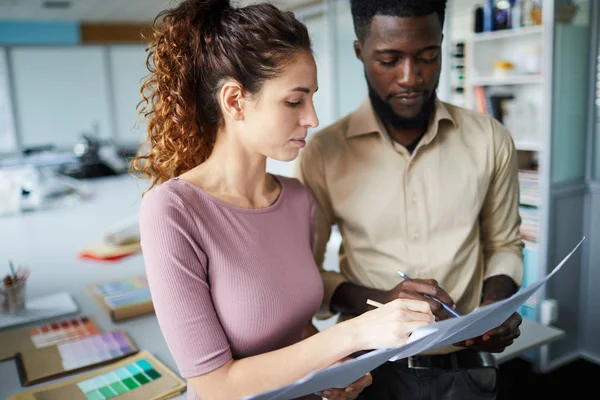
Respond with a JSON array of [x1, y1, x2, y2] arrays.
[[378, 59, 397, 66], [419, 53, 440, 63]]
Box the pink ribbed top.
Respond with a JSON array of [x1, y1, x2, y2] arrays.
[[139, 175, 324, 400]]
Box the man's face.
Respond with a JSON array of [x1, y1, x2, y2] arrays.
[[355, 13, 443, 129]]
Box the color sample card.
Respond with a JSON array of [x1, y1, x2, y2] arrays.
[[93, 277, 151, 310], [76, 359, 161, 400], [103, 288, 152, 309], [29, 317, 100, 349], [57, 331, 134, 371]]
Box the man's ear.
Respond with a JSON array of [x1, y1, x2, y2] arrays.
[[219, 81, 245, 121], [354, 40, 363, 62]]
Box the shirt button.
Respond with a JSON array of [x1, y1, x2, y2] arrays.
[[412, 195, 417, 204], [413, 232, 420, 240]]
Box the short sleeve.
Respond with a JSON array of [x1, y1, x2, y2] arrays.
[[139, 186, 232, 378]]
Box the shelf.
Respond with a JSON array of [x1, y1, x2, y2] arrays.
[[520, 197, 540, 208], [524, 240, 538, 251], [471, 75, 543, 86], [470, 25, 544, 42], [514, 140, 541, 152]]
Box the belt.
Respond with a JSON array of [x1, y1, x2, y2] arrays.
[[397, 350, 497, 370]]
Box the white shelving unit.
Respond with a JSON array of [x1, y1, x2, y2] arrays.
[[465, 22, 545, 322], [465, 23, 545, 153], [470, 75, 543, 86], [461, 0, 593, 373]]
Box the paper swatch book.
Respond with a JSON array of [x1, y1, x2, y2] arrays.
[[8, 350, 186, 400], [15, 331, 138, 386], [87, 276, 154, 322], [0, 315, 101, 361]]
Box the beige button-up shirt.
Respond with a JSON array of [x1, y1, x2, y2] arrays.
[[296, 97, 524, 327]]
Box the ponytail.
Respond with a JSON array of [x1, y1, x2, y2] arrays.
[[131, 0, 311, 192]]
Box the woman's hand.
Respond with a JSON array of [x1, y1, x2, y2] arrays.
[[347, 298, 434, 350], [314, 357, 372, 400]]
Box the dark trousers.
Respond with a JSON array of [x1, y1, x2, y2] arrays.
[[357, 351, 498, 400]]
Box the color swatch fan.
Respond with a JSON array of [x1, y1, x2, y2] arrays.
[[15, 331, 138, 386], [8, 350, 186, 400], [0, 316, 101, 361], [87, 276, 154, 322]]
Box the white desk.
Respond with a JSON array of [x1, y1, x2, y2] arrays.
[[0, 174, 566, 399], [494, 318, 565, 364], [0, 174, 186, 400]]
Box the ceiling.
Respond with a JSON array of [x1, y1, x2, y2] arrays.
[[0, 0, 318, 22]]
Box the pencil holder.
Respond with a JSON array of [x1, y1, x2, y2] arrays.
[[0, 279, 26, 314]]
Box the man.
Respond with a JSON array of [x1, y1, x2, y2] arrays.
[[295, 0, 524, 399]]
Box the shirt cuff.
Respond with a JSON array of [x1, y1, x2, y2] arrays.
[[483, 251, 524, 287], [315, 271, 348, 320]]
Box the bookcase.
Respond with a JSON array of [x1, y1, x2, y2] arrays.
[[465, 23, 545, 323], [459, 0, 591, 371]]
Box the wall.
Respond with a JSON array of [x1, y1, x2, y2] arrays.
[[0, 21, 80, 45], [0, 21, 150, 156], [582, 189, 600, 363], [0, 48, 16, 153]]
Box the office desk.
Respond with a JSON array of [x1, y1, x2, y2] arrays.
[[0, 174, 566, 399], [0, 174, 186, 400], [494, 318, 565, 364]]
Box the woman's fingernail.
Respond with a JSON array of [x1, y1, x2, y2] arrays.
[[346, 387, 354, 392], [324, 390, 331, 396]]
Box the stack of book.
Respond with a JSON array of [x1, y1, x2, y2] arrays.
[[518, 170, 539, 243], [518, 170, 540, 208]]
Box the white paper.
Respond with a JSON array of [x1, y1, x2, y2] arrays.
[[0, 292, 79, 330], [243, 237, 584, 400]]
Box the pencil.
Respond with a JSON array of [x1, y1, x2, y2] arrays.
[[366, 299, 384, 308], [8, 261, 16, 280]]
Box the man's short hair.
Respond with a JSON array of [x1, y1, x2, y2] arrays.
[[350, 0, 447, 42]]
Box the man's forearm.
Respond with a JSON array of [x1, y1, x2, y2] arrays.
[[330, 282, 388, 316], [481, 275, 518, 304]]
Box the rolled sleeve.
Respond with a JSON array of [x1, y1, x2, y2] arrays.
[[480, 120, 525, 286]]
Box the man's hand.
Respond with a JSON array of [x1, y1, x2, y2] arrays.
[[454, 302, 522, 353], [384, 278, 457, 321], [454, 275, 522, 352], [314, 357, 372, 399]]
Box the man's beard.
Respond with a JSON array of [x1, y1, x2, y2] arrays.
[[366, 74, 438, 131]]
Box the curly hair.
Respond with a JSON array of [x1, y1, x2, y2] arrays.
[[131, 0, 311, 191], [350, 0, 447, 42]]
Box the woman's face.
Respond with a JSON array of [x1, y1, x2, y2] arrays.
[[241, 51, 319, 162]]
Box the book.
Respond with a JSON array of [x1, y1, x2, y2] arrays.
[[15, 331, 138, 386], [87, 276, 154, 322], [7, 350, 186, 400], [78, 241, 141, 263], [0, 315, 101, 361]]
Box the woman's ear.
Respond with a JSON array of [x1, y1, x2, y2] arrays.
[[219, 80, 245, 121]]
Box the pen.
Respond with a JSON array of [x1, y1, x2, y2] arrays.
[[396, 271, 462, 318]]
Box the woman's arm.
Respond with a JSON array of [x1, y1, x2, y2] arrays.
[[302, 321, 320, 339], [189, 321, 350, 399], [188, 299, 431, 400]]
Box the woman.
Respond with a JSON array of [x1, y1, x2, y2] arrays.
[[132, 1, 434, 399]]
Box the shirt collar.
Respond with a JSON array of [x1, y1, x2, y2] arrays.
[[345, 96, 457, 141]]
